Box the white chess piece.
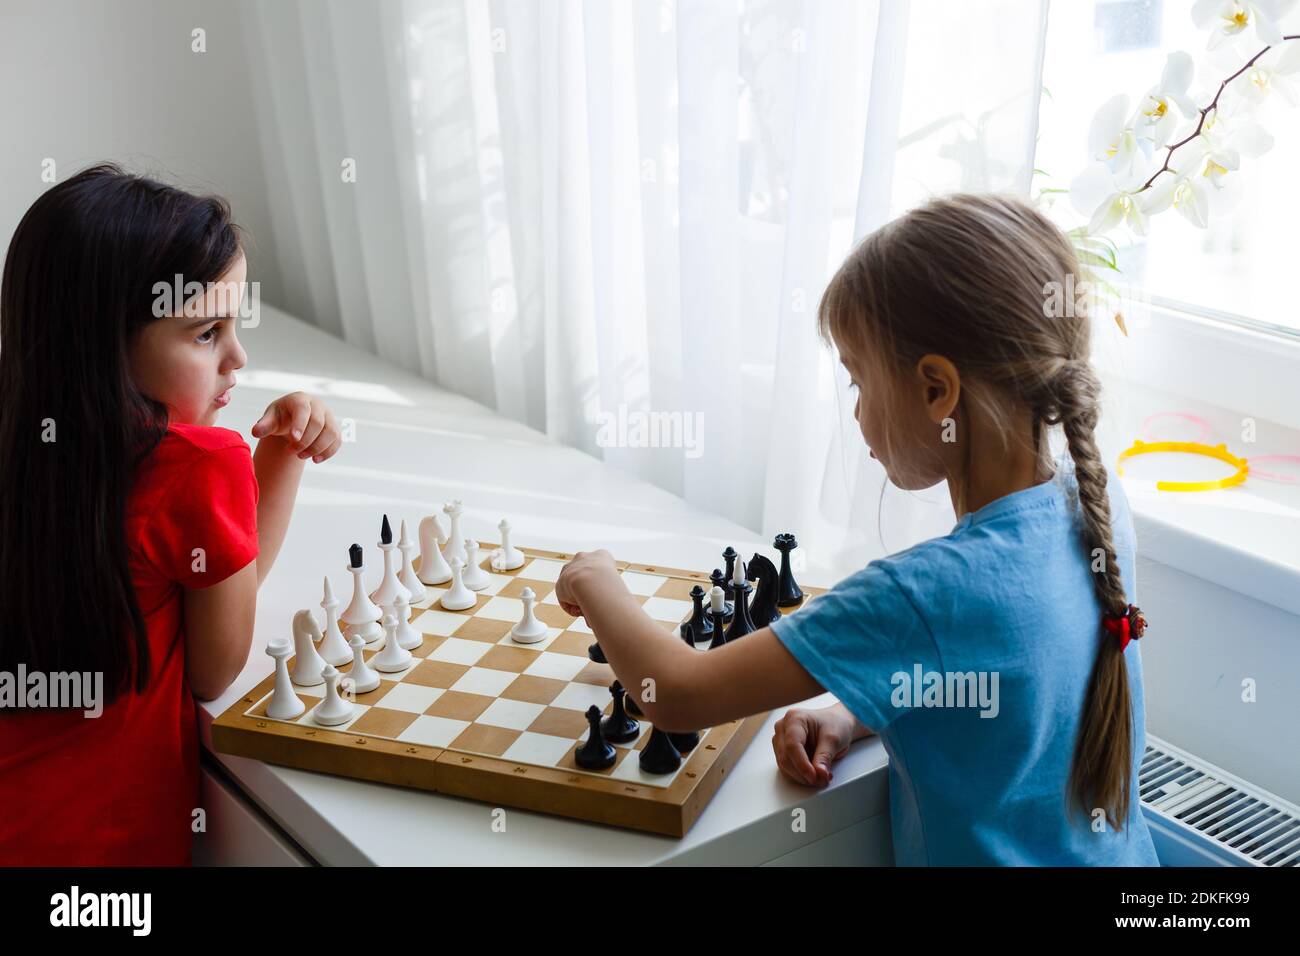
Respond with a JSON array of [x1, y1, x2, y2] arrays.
[[371, 521, 412, 609], [439, 558, 477, 611], [397, 519, 427, 604], [510, 587, 548, 644], [311, 665, 354, 726], [342, 546, 383, 643], [343, 635, 380, 694], [490, 518, 525, 571], [441, 500, 467, 567], [461, 539, 490, 591], [417, 515, 452, 585], [266, 640, 305, 719], [290, 609, 327, 687], [318, 576, 352, 666], [371, 612, 412, 673], [393, 593, 423, 650]]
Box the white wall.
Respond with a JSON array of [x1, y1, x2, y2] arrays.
[[0, 0, 284, 303]]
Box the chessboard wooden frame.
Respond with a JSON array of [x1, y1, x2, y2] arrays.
[[211, 546, 815, 838]]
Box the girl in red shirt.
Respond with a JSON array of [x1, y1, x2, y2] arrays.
[[0, 164, 341, 865]]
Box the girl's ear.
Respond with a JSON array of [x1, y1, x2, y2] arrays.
[[914, 354, 961, 424]]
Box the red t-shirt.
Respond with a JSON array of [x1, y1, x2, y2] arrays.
[[0, 423, 258, 865]]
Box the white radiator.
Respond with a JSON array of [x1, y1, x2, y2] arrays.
[[1141, 735, 1300, 867]]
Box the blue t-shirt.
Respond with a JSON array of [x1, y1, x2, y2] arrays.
[[771, 461, 1160, 866]]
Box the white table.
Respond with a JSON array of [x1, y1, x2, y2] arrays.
[[197, 306, 892, 866]]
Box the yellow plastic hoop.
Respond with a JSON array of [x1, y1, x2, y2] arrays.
[[1116, 440, 1249, 492]]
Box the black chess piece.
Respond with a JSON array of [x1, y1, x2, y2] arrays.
[[380, 514, 393, 545], [575, 705, 616, 770], [774, 533, 804, 607], [588, 641, 607, 663], [639, 726, 682, 774], [624, 683, 644, 717], [707, 593, 728, 650], [709, 569, 734, 620], [724, 567, 757, 643], [667, 729, 700, 754], [678, 584, 713, 647], [721, 547, 739, 598], [600, 681, 640, 744], [746, 552, 781, 628]]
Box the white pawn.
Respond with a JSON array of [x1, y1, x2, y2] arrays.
[[393, 593, 423, 650], [343, 635, 380, 695], [370, 516, 411, 609], [462, 539, 490, 590], [266, 640, 305, 720], [342, 545, 383, 644], [372, 612, 412, 673], [510, 587, 548, 644], [290, 609, 327, 687], [397, 519, 427, 604], [311, 665, 354, 726], [442, 500, 467, 567], [318, 576, 352, 666], [490, 518, 525, 571], [417, 514, 452, 585], [439, 558, 477, 611]]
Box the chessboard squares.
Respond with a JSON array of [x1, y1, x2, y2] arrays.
[[548, 680, 612, 712], [401, 659, 470, 690], [532, 604, 574, 628], [426, 636, 493, 667], [653, 576, 709, 601], [571, 661, 613, 686], [297, 701, 368, 732], [640, 596, 694, 623], [349, 706, 423, 739], [516, 558, 566, 582], [423, 690, 495, 722], [411, 608, 469, 638], [521, 651, 589, 682], [564, 616, 594, 635], [452, 617, 515, 644], [371, 682, 446, 714], [525, 705, 590, 738], [500, 674, 568, 706], [609, 748, 687, 786], [448, 665, 518, 698], [447, 722, 520, 757], [620, 570, 669, 596], [543, 632, 593, 658], [497, 577, 554, 601], [501, 731, 576, 768], [474, 644, 542, 673], [396, 714, 471, 748], [475, 697, 547, 731]]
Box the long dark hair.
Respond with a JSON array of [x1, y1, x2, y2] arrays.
[[0, 163, 242, 703]]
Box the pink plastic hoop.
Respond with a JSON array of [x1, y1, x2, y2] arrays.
[[1138, 411, 1214, 444], [1243, 454, 1300, 483]]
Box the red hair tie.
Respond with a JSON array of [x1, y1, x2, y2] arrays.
[[1102, 604, 1147, 653]]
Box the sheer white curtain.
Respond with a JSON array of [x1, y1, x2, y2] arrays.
[[238, 0, 1049, 577]]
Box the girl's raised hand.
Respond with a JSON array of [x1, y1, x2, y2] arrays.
[[772, 704, 856, 788], [251, 391, 342, 463], [554, 549, 619, 617]]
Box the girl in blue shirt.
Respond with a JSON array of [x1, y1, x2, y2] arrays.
[[555, 193, 1159, 866]]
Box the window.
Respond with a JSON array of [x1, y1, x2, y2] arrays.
[[1036, 0, 1300, 336]]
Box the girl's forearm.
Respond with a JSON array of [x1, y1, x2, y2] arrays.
[[252, 436, 305, 586], [573, 567, 697, 725]]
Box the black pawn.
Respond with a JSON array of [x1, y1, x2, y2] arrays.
[[721, 547, 739, 597], [668, 728, 700, 754], [588, 641, 607, 663], [601, 681, 640, 744], [709, 569, 734, 620], [349, 543, 364, 568], [679, 584, 712, 647], [774, 533, 804, 607], [575, 705, 616, 770], [380, 514, 393, 545], [639, 726, 682, 775]]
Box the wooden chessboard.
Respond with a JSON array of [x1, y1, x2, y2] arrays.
[[211, 545, 819, 837]]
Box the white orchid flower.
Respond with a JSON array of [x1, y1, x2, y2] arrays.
[[1070, 162, 1151, 236], [1088, 94, 1148, 177], [1194, 107, 1274, 187], [1191, 0, 1298, 49], [1142, 173, 1213, 227], [1234, 42, 1300, 104], [1136, 52, 1200, 146]]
